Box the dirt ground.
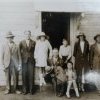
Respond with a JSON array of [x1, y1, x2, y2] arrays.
[[0, 85, 100, 100]]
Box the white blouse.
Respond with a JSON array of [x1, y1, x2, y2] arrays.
[[59, 45, 71, 60]]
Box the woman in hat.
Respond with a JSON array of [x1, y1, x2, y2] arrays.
[[34, 32, 52, 87], [73, 32, 89, 92], [89, 34, 100, 93]]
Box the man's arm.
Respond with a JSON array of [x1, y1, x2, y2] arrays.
[[47, 41, 52, 59], [18, 43, 22, 70], [89, 45, 94, 69]]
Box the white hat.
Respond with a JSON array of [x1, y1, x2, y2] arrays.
[[5, 31, 15, 38]]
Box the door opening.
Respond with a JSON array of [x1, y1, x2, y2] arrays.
[[42, 12, 70, 49]]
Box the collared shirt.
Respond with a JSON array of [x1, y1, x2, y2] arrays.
[[59, 45, 71, 60], [8, 42, 14, 54], [80, 41, 85, 54], [26, 39, 30, 47]]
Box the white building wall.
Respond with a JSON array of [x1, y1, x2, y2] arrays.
[[0, 0, 41, 85]]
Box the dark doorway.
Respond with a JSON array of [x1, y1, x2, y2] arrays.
[[42, 12, 70, 49]]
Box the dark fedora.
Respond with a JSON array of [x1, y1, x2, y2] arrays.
[[77, 32, 86, 38], [94, 34, 100, 40]]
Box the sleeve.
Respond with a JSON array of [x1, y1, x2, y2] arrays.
[[18, 44, 22, 67], [59, 46, 62, 59], [67, 46, 72, 60], [89, 45, 94, 67], [34, 41, 38, 59], [73, 71, 77, 80], [86, 41, 90, 60], [65, 70, 68, 79], [47, 40, 52, 58], [73, 42, 77, 57]]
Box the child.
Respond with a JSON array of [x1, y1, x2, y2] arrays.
[[48, 48, 66, 97], [59, 39, 71, 69], [66, 62, 80, 98]]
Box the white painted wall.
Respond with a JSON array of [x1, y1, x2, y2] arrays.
[[0, 0, 42, 85], [34, 0, 100, 12]]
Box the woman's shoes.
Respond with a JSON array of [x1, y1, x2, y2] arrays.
[[66, 92, 71, 99], [57, 93, 63, 97]]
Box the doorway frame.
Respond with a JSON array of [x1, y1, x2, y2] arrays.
[[34, 11, 76, 51]]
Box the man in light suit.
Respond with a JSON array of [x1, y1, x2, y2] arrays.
[[0, 31, 22, 94]]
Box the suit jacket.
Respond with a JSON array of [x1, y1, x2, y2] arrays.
[[19, 39, 35, 63], [73, 40, 89, 70], [89, 43, 100, 71], [0, 41, 22, 69]]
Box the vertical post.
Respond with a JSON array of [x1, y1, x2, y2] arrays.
[[34, 11, 42, 34], [70, 13, 76, 53]]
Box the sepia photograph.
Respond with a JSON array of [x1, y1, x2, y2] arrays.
[[0, 0, 100, 100]]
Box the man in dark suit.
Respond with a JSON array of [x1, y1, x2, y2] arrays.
[[89, 34, 100, 93], [19, 31, 35, 94]]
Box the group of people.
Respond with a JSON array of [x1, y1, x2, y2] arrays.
[[0, 30, 100, 98]]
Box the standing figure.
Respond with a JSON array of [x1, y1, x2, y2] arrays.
[[48, 48, 66, 97], [73, 32, 89, 92], [66, 62, 79, 98], [34, 32, 52, 87], [89, 34, 100, 93], [0, 31, 22, 94], [59, 39, 72, 69], [19, 31, 35, 94]]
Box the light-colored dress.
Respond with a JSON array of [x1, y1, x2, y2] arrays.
[[34, 40, 52, 67]]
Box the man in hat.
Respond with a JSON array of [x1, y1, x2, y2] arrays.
[[47, 48, 66, 97], [0, 31, 22, 94], [19, 30, 35, 94], [73, 32, 89, 92], [89, 34, 100, 93]]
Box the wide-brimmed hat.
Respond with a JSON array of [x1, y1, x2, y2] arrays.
[[37, 32, 48, 39], [76, 32, 86, 38], [94, 34, 100, 40], [5, 31, 15, 38]]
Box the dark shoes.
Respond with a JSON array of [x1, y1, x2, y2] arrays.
[[22, 92, 27, 95], [57, 93, 63, 97]]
